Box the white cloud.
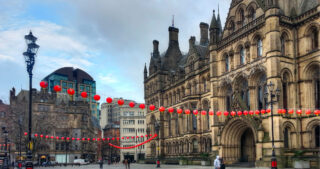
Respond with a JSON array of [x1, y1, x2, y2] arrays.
[[98, 74, 118, 84]]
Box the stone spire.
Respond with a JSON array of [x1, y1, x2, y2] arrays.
[[144, 63, 147, 80], [209, 10, 220, 45], [217, 6, 222, 40], [162, 25, 182, 71], [209, 10, 218, 30]]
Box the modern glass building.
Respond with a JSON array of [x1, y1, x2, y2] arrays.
[[42, 67, 100, 121]]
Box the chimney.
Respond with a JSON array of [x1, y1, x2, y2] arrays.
[[153, 40, 159, 53], [200, 22, 209, 45], [168, 26, 179, 42], [189, 36, 196, 49]]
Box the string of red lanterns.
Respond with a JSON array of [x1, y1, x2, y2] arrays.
[[40, 82, 320, 116], [109, 133, 158, 149]]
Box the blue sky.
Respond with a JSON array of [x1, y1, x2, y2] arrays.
[[0, 0, 230, 104]]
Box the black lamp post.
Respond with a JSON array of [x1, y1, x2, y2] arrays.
[[23, 31, 39, 169], [264, 81, 280, 169], [154, 121, 160, 168], [2, 127, 9, 169]]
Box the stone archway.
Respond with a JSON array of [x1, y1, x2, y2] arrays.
[[221, 119, 257, 164]]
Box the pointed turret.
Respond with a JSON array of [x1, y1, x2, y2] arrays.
[[162, 26, 182, 71], [209, 10, 220, 45], [217, 6, 222, 39], [209, 10, 218, 30], [144, 63, 148, 80], [149, 40, 161, 75]]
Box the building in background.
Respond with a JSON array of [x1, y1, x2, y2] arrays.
[[144, 0, 320, 168], [119, 103, 146, 162], [9, 87, 97, 163], [42, 67, 100, 124], [102, 124, 120, 163]]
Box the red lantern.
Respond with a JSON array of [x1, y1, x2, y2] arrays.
[[230, 111, 236, 116], [184, 109, 191, 115], [266, 109, 271, 113], [87, 138, 90, 141], [168, 107, 174, 113], [281, 109, 286, 114], [141, 135, 143, 138], [131, 136, 135, 139], [126, 137, 129, 139], [149, 105, 155, 111], [93, 95, 100, 101], [56, 136, 59, 140], [67, 137, 70, 141], [136, 136, 139, 138], [92, 138, 96, 141], [296, 109, 302, 115], [40, 134, 43, 138], [149, 134, 152, 136], [159, 106, 165, 112], [288, 109, 294, 115], [277, 109, 282, 114], [50, 136, 54, 139], [255, 110, 260, 115], [121, 137, 124, 139], [77, 138, 80, 141], [209, 111, 214, 116], [102, 138, 105, 141], [72, 138, 75, 141], [24, 132, 27, 136], [243, 111, 248, 116], [81, 92, 87, 98], [249, 110, 254, 116], [216, 111, 222, 116], [61, 137, 65, 140], [106, 97, 113, 103], [129, 102, 135, 108], [118, 99, 124, 106], [201, 110, 207, 116], [45, 135, 49, 139], [117, 137, 120, 140], [40, 81, 48, 88], [67, 88, 75, 95], [111, 138, 114, 141], [237, 111, 242, 116], [315, 110, 319, 116], [82, 138, 85, 141], [261, 109, 266, 114], [223, 111, 229, 116], [53, 85, 61, 92], [145, 135, 148, 137], [139, 104, 145, 109], [193, 110, 199, 116], [34, 134, 38, 137], [305, 109, 311, 115], [177, 108, 183, 114]]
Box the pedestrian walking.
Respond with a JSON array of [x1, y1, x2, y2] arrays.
[[220, 157, 225, 169], [214, 155, 221, 169], [123, 159, 128, 169], [127, 159, 130, 169]]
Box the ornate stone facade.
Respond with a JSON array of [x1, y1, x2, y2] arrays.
[[144, 0, 320, 168]]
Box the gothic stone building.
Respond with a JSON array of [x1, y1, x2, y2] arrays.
[[9, 88, 97, 163], [144, 0, 320, 168]]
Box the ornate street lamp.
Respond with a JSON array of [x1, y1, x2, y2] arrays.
[[264, 81, 280, 169], [154, 121, 160, 168], [23, 31, 39, 169]]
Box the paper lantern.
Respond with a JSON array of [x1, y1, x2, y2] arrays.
[[193, 110, 199, 116], [296, 109, 302, 115], [53, 85, 61, 92], [98, 138, 101, 141], [277, 109, 282, 114], [266, 109, 271, 113], [93, 95, 100, 101], [216, 111, 222, 116], [209, 111, 214, 116], [117, 137, 120, 140], [50, 136, 54, 139], [72, 138, 75, 141], [126, 137, 129, 139], [184, 109, 191, 115], [136, 136, 139, 138], [149, 134, 152, 136], [139, 104, 145, 109], [118, 99, 124, 106], [131, 136, 135, 139], [237, 111, 242, 116], [159, 106, 165, 112], [67, 88, 75, 95], [40, 81, 48, 88], [81, 92, 87, 98], [288, 109, 294, 115], [261, 109, 266, 114], [102, 138, 105, 141], [56, 136, 59, 140], [40, 134, 43, 138], [45, 135, 49, 139], [249, 110, 254, 116], [315, 110, 319, 116], [111, 138, 114, 141], [106, 97, 113, 103], [177, 108, 183, 114], [281, 109, 286, 114], [201, 110, 207, 115], [223, 111, 229, 116], [230, 111, 236, 116], [243, 111, 248, 116], [145, 135, 148, 137], [168, 107, 174, 113], [34, 134, 38, 137], [141, 135, 144, 138], [305, 109, 311, 115], [24, 132, 27, 136], [149, 105, 155, 111], [61, 137, 65, 140], [129, 102, 135, 108], [87, 138, 90, 141], [92, 138, 96, 141], [255, 110, 260, 115], [121, 137, 124, 139], [77, 138, 80, 141]]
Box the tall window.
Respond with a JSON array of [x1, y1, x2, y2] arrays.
[[239, 9, 245, 26], [281, 35, 286, 55], [282, 73, 289, 110], [240, 47, 245, 65], [168, 114, 171, 136], [249, 7, 256, 20], [229, 21, 235, 32], [203, 80, 207, 93], [315, 69, 320, 109], [226, 85, 233, 112], [240, 80, 250, 110], [175, 114, 179, 135], [192, 139, 198, 153], [315, 126, 320, 147], [284, 127, 289, 148], [225, 54, 230, 72], [311, 27, 319, 50], [257, 38, 263, 57], [192, 113, 197, 131], [258, 74, 267, 110]]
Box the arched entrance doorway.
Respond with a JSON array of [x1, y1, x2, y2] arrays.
[[221, 119, 256, 165]]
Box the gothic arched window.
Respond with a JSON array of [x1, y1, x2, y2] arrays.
[[315, 126, 320, 147], [239, 9, 245, 26], [240, 79, 250, 110], [229, 21, 235, 32], [282, 72, 289, 110], [192, 139, 198, 153], [240, 47, 245, 65], [248, 7, 256, 20], [314, 68, 320, 109], [284, 127, 289, 148], [226, 85, 233, 112], [257, 74, 267, 110], [280, 34, 286, 55], [311, 27, 319, 50], [257, 38, 263, 57], [225, 54, 230, 72]]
